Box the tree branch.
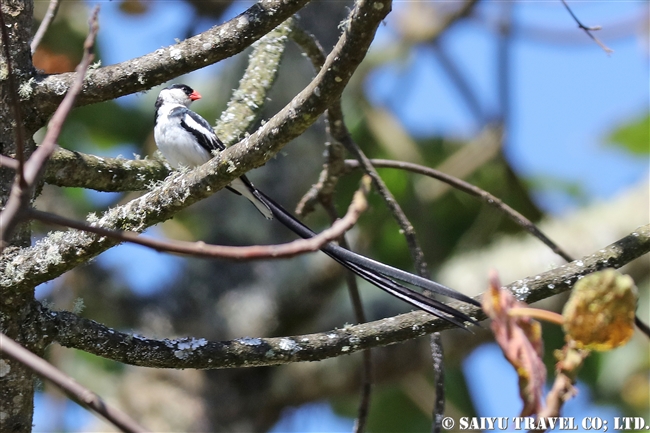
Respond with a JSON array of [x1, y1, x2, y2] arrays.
[[26, 176, 369, 260], [343, 158, 573, 262], [30, 0, 61, 54], [1, 0, 392, 293], [560, 0, 612, 54], [39, 225, 649, 369], [27, 0, 311, 122], [43, 148, 170, 191], [215, 18, 293, 145], [0, 332, 149, 433], [0, 8, 98, 249]]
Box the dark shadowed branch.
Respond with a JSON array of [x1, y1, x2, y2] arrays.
[[37, 225, 649, 369], [344, 159, 574, 262]]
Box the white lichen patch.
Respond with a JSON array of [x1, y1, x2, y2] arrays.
[[72, 297, 85, 314], [18, 78, 35, 100], [238, 337, 263, 346], [278, 338, 300, 353], [51, 80, 69, 96], [170, 48, 183, 61], [173, 337, 208, 359], [0, 359, 10, 377], [237, 15, 249, 29]]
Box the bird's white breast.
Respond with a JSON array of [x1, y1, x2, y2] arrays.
[[154, 105, 212, 168]]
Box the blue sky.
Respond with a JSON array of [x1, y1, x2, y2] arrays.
[[89, 0, 648, 214], [367, 1, 648, 213], [35, 1, 649, 431]]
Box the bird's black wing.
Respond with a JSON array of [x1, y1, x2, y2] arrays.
[[171, 106, 226, 153]]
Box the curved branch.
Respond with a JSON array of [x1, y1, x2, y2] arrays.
[[40, 225, 649, 369], [1, 0, 392, 293], [27, 0, 311, 121], [41, 21, 293, 193], [343, 158, 573, 262], [27, 176, 369, 260]]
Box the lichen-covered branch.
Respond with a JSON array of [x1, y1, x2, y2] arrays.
[[41, 20, 292, 192], [215, 18, 293, 145], [38, 225, 649, 369], [1, 0, 392, 294], [287, 22, 429, 276], [25, 0, 311, 126], [43, 148, 170, 192]]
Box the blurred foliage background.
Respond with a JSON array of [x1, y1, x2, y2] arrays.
[[30, 0, 648, 431]]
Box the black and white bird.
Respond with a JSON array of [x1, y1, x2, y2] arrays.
[[154, 83, 479, 327]]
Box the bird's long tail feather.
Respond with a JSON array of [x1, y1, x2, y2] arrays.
[[252, 189, 479, 327]]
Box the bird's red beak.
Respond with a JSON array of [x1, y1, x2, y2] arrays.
[[189, 90, 202, 101]]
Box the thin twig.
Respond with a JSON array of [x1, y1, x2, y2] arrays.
[[0, 332, 149, 433], [508, 307, 564, 326], [27, 177, 370, 260], [31, 0, 61, 54], [0, 155, 19, 170], [289, 24, 347, 217], [0, 7, 99, 249], [344, 159, 574, 262], [560, 0, 613, 54], [43, 225, 650, 369], [289, 24, 374, 431], [429, 41, 484, 124], [334, 118, 431, 276]]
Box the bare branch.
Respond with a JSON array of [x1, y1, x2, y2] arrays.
[[27, 175, 370, 260], [0, 332, 149, 433], [30, 0, 61, 54], [0, 155, 19, 171], [1, 0, 391, 293], [28, 0, 311, 120], [0, 7, 99, 249], [343, 158, 574, 262], [40, 225, 649, 369], [560, 0, 613, 54]]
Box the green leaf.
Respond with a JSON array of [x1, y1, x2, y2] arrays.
[[607, 114, 650, 155]]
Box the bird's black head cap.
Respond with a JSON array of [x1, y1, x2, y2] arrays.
[[166, 83, 194, 96]]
